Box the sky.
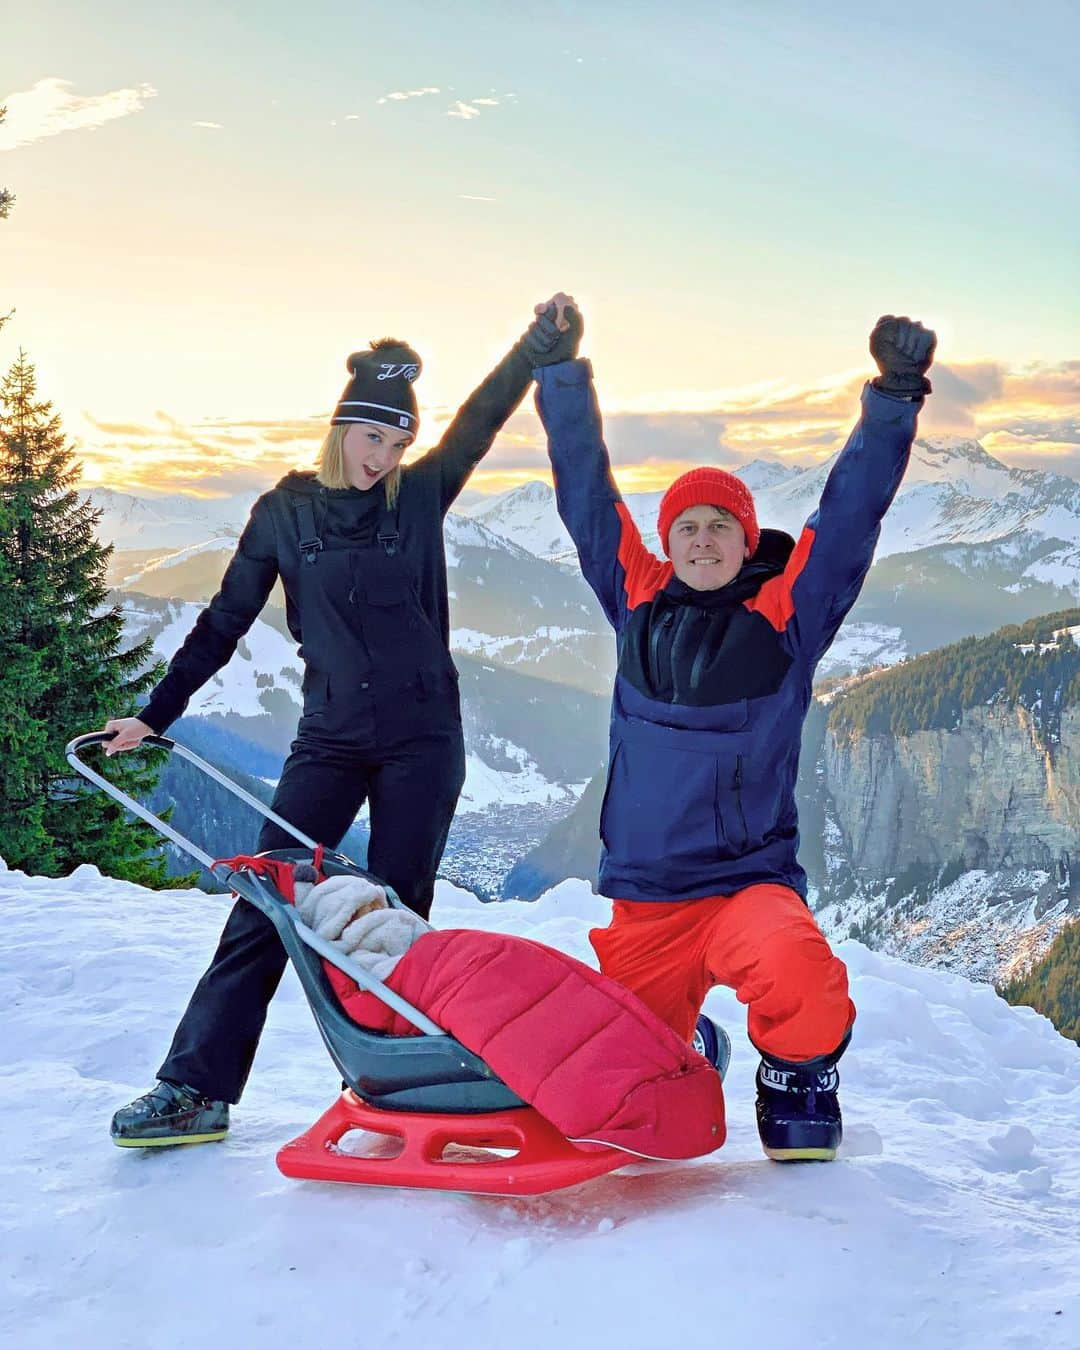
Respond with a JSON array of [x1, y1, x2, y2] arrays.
[[2, 0, 1078, 500]]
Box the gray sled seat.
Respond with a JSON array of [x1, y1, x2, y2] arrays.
[[235, 847, 526, 1115]]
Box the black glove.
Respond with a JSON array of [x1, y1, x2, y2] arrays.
[[519, 303, 584, 367], [870, 315, 936, 398]]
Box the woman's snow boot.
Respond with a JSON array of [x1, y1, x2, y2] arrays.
[[110, 1080, 230, 1148], [755, 1050, 842, 1162]]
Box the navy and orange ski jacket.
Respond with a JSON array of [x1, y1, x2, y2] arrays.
[[534, 359, 922, 903]]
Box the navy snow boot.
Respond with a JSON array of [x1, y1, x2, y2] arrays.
[[110, 1080, 229, 1148], [755, 1049, 843, 1162], [692, 1014, 732, 1082]]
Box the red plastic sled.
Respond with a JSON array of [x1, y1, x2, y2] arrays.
[[277, 1090, 629, 1195]]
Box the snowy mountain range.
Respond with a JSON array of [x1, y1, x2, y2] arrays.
[[88, 435, 1080, 693], [462, 437, 1079, 673], [83, 486, 240, 552], [120, 589, 607, 870], [3, 861, 1078, 1349], [465, 437, 1080, 569], [84, 436, 1079, 912]]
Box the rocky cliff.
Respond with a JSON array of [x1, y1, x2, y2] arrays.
[[809, 612, 1079, 982], [822, 704, 1077, 880]]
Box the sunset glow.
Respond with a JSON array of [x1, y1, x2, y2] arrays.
[[4, 2, 1077, 500]]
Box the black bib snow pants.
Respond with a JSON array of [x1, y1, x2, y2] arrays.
[[158, 502, 466, 1102]]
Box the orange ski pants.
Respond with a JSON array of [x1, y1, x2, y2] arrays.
[[590, 883, 855, 1062]]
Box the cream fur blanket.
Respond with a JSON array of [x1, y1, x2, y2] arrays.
[[293, 873, 428, 980]]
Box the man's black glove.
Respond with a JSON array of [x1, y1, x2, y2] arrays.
[[520, 302, 584, 367], [870, 315, 936, 398]]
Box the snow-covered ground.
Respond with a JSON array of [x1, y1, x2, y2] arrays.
[[451, 624, 594, 660], [814, 621, 908, 678], [2, 861, 1078, 1350], [815, 866, 1077, 987], [122, 598, 302, 721], [455, 749, 580, 814]]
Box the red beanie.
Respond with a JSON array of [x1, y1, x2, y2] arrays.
[[657, 467, 760, 557]]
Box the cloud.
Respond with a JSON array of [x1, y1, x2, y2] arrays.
[[373, 88, 511, 121], [75, 410, 330, 497], [914, 362, 1006, 433], [447, 94, 511, 119], [970, 364, 1080, 476], [74, 357, 1080, 500], [978, 433, 1080, 478], [192, 121, 222, 130], [376, 87, 440, 104], [0, 77, 156, 152], [457, 358, 1080, 493], [919, 360, 1080, 471], [459, 194, 496, 202]]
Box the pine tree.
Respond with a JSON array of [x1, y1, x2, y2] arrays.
[[0, 106, 12, 218], [0, 350, 173, 883], [1, 106, 14, 332]]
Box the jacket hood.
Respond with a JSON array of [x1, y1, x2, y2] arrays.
[[665, 527, 795, 607], [275, 470, 321, 495]]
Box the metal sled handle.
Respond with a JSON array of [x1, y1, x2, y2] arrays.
[[65, 731, 447, 1038], [65, 731, 319, 870]]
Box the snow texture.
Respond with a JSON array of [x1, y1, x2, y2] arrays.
[[1, 861, 1078, 1349], [456, 749, 581, 814], [814, 622, 908, 678], [122, 599, 300, 720]]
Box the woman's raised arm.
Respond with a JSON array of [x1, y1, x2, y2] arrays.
[[413, 294, 583, 513]]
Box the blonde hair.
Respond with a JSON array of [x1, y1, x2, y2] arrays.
[[316, 424, 402, 508]]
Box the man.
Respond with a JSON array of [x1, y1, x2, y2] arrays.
[[533, 302, 935, 1159]]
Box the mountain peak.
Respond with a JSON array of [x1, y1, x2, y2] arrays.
[[733, 458, 803, 491], [915, 435, 1005, 470], [478, 481, 554, 512], [465, 482, 570, 561]]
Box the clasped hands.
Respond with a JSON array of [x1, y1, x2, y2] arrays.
[[520, 292, 583, 367]]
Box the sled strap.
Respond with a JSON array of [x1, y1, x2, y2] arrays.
[[293, 497, 323, 564], [213, 852, 307, 898]]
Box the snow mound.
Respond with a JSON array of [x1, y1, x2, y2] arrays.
[[1, 864, 1077, 1349]]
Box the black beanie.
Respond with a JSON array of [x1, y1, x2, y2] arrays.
[[331, 338, 422, 435]]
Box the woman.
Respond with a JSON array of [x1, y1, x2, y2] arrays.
[[105, 297, 581, 1147]]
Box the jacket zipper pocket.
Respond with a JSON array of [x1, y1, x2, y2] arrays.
[[733, 754, 750, 851], [598, 744, 621, 850]]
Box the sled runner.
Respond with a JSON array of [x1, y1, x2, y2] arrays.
[[67, 732, 631, 1195]]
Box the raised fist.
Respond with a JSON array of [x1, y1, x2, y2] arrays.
[[870, 315, 936, 398]]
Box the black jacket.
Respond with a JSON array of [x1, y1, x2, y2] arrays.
[[140, 344, 533, 744], [617, 530, 795, 707]]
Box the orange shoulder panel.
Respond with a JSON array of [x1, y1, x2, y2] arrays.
[[744, 525, 816, 632], [615, 501, 672, 609]]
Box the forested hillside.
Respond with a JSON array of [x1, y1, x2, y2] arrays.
[[999, 921, 1080, 1043], [827, 608, 1080, 744]]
